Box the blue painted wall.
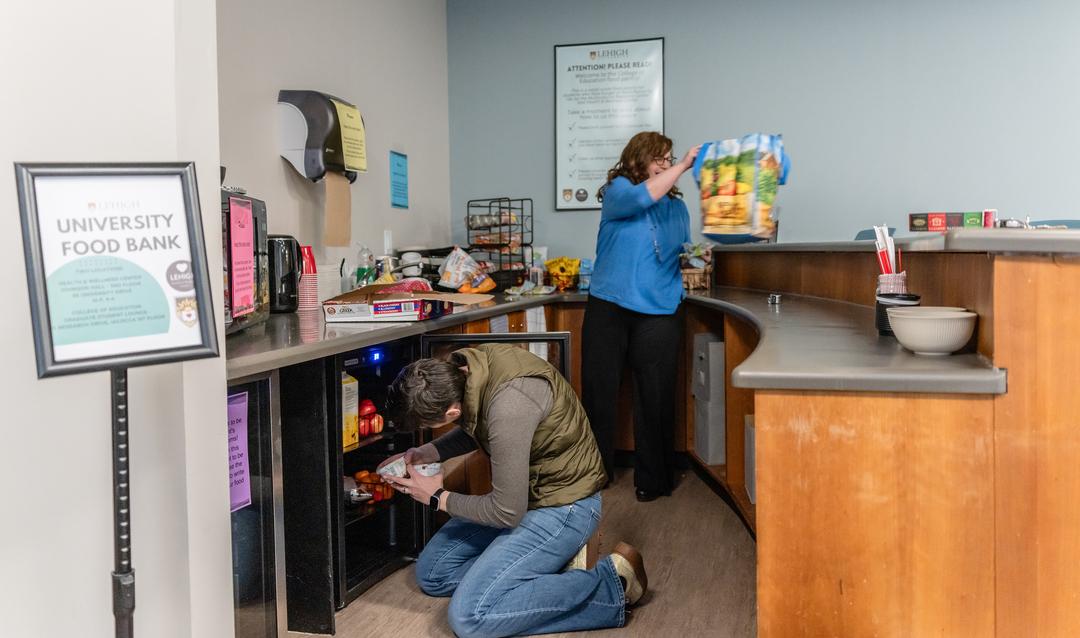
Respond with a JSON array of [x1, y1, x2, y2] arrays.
[[448, 0, 1080, 258]]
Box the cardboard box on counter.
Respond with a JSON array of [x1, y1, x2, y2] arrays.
[[909, 210, 995, 232], [322, 283, 494, 322]]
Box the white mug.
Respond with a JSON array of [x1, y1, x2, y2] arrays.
[[401, 251, 423, 277]]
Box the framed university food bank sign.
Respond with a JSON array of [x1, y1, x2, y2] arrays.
[[554, 37, 664, 210], [15, 162, 218, 378]]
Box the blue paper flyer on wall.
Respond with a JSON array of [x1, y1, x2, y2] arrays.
[[390, 151, 408, 209]]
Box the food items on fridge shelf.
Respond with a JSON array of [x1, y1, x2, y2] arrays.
[[359, 398, 377, 416], [344, 476, 373, 504], [352, 471, 394, 502], [370, 413, 384, 434], [342, 373, 359, 450]]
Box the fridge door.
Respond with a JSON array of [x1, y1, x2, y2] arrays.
[[227, 372, 286, 638], [419, 331, 572, 380]]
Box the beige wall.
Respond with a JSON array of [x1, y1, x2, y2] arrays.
[[0, 1, 232, 637], [217, 0, 453, 274]]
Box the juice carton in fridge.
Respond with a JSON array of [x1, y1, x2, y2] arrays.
[[341, 372, 359, 450]]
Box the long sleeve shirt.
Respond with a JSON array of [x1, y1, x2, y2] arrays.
[[421, 376, 553, 528], [589, 175, 690, 315]]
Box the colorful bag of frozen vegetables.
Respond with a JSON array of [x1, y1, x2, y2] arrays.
[[693, 134, 789, 242]]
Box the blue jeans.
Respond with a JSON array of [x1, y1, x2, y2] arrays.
[[415, 492, 625, 637]]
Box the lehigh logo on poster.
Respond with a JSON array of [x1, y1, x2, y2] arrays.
[[166, 260, 194, 292]]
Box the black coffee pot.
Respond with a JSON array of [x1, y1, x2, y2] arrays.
[[268, 235, 300, 313]]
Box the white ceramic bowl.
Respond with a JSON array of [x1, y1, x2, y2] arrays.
[[886, 306, 967, 315], [886, 309, 977, 355]]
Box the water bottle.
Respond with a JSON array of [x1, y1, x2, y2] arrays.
[[355, 245, 375, 286]]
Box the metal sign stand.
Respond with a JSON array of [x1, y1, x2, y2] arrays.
[[111, 369, 135, 638]]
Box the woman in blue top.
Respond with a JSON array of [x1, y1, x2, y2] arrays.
[[582, 131, 701, 502]]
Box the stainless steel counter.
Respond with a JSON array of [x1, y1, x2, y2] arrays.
[[686, 288, 1005, 394], [225, 293, 586, 380], [712, 227, 1080, 254], [227, 288, 1004, 395]]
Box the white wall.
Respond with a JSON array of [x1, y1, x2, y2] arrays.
[[217, 0, 453, 274], [0, 2, 233, 637], [447, 0, 1080, 257]]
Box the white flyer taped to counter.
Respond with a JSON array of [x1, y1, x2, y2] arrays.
[[15, 163, 218, 377]]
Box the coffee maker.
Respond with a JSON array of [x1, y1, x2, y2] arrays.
[[268, 235, 300, 313]]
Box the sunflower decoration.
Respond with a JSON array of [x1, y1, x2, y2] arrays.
[[545, 257, 581, 291]]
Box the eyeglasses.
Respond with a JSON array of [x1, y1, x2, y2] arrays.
[[653, 154, 677, 166]]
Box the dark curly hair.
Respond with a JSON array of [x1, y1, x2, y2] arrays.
[[386, 358, 466, 431], [597, 131, 682, 202]]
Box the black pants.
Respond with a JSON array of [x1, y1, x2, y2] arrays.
[[581, 295, 680, 494]]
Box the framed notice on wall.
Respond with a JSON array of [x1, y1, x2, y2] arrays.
[[15, 162, 218, 378], [554, 37, 664, 210]]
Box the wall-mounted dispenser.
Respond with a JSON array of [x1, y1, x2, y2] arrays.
[[277, 90, 366, 183]]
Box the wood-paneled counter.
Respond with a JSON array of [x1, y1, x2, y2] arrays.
[[710, 232, 1080, 637]]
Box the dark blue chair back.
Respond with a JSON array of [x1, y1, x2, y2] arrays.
[[854, 227, 895, 241]]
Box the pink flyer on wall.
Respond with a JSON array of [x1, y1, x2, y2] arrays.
[[228, 392, 251, 512], [229, 196, 255, 317]]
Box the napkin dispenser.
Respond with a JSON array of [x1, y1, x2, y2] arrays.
[[277, 89, 360, 183]]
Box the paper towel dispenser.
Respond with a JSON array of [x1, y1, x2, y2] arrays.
[[277, 90, 364, 184]]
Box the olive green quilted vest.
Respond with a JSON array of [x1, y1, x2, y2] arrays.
[[454, 344, 607, 509]]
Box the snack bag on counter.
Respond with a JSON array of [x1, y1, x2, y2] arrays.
[[438, 246, 482, 289], [459, 271, 496, 294], [694, 134, 789, 242]]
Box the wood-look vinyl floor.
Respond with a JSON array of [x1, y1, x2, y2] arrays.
[[291, 469, 757, 637]]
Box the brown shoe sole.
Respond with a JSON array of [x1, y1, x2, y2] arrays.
[[612, 541, 648, 594]]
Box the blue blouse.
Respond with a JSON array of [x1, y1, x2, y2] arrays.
[[589, 176, 690, 315]]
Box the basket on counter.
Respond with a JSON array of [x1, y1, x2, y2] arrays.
[[681, 265, 712, 291]]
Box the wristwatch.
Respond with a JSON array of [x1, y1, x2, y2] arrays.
[[430, 488, 446, 511]]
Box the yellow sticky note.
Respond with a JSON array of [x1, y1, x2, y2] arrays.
[[331, 99, 367, 173]]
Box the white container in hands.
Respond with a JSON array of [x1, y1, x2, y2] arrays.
[[376, 457, 442, 479], [886, 307, 977, 356]]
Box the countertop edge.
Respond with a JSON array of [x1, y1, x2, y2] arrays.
[[732, 367, 1007, 395], [228, 289, 1006, 395]]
